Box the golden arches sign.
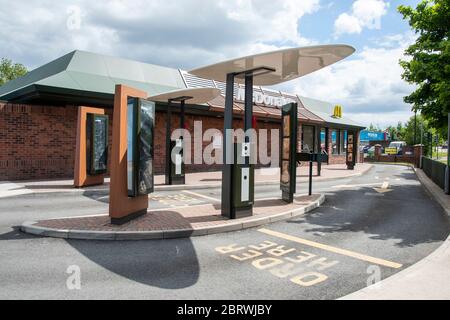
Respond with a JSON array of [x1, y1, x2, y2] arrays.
[[333, 105, 342, 118]]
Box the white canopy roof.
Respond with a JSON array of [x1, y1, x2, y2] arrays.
[[189, 45, 355, 86], [148, 87, 220, 104]]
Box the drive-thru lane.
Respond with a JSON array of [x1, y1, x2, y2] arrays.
[[0, 164, 448, 299]]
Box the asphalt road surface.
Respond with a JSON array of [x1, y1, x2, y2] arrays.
[[0, 164, 449, 299]]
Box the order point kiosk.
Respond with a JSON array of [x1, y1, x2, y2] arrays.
[[148, 88, 221, 186], [190, 45, 355, 219], [232, 141, 255, 217]]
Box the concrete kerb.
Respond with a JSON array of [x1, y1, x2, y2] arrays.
[[339, 165, 450, 300], [412, 166, 450, 216], [20, 194, 325, 241]]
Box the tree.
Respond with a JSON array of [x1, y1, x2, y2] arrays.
[[367, 123, 382, 132], [0, 58, 27, 86], [398, 0, 450, 130], [402, 114, 431, 145]]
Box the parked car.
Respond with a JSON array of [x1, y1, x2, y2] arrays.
[[362, 145, 371, 153], [367, 146, 375, 157]]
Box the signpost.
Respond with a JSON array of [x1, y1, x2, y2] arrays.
[[296, 152, 329, 196]]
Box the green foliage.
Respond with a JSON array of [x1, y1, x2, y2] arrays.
[[398, 0, 450, 130], [367, 123, 382, 132], [0, 58, 27, 86], [402, 114, 431, 145]]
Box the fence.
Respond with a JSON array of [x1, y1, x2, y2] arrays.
[[421, 156, 447, 190]]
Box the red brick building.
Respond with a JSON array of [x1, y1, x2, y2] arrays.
[[0, 50, 365, 181]]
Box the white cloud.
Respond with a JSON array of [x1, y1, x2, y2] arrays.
[[0, 0, 320, 69], [334, 0, 389, 37], [288, 32, 417, 128], [334, 13, 362, 35]]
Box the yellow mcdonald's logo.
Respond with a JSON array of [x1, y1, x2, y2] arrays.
[[333, 105, 342, 118]]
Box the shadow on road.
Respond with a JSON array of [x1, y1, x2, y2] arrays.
[[0, 226, 38, 241], [287, 184, 450, 248], [66, 238, 200, 289], [82, 190, 110, 204]]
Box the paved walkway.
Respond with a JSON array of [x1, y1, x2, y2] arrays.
[[3, 163, 372, 195], [342, 167, 450, 300], [21, 194, 324, 240]]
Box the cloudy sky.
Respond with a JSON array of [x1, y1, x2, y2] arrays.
[[0, 0, 421, 128]]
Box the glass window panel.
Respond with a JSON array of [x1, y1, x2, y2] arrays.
[[340, 130, 347, 154], [320, 128, 326, 153], [331, 129, 338, 155], [302, 125, 314, 153]]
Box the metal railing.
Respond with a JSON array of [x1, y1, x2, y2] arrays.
[[421, 156, 446, 190]]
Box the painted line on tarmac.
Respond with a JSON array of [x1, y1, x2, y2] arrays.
[[332, 182, 383, 189], [258, 228, 403, 269], [182, 190, 220, 203]]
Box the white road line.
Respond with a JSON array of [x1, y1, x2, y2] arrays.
[[182, 190, 220, 202], [332, 182, 383, 188]]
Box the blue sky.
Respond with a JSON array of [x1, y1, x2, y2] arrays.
[[0, 0, 424, 128]]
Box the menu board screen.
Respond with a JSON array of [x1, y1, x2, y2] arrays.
[[92, 116, 108, 173], [137, 99, 155, 195], [127, 98, 138, 196], [86, 114, 108, 175], [127, 97, 155, 197]]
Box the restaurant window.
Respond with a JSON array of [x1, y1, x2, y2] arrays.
[[340, 130, 347, 154], [302, 125, 315, 153], [320, 128, 326, 153], [331, 129, 338, 155]]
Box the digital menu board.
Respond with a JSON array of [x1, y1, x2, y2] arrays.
[[86, 114, 108, 175], [127, 97, 155, 197], [280, 103, 297, 202]]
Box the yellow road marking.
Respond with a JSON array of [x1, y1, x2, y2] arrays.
[[182, 190, 220, 202], [257, 228, 402, 269]]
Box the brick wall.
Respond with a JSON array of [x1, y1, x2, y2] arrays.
[[0, 103, 78, 180], [0, 103, 360, 181], [0, 104, 282, 181]]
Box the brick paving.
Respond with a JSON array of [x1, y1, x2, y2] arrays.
[[35, 194, 321, 232], [17, 163, 372, 192], [156, 163, 372, 185]]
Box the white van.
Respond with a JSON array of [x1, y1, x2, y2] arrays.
[[388, 141, 407, 155]]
